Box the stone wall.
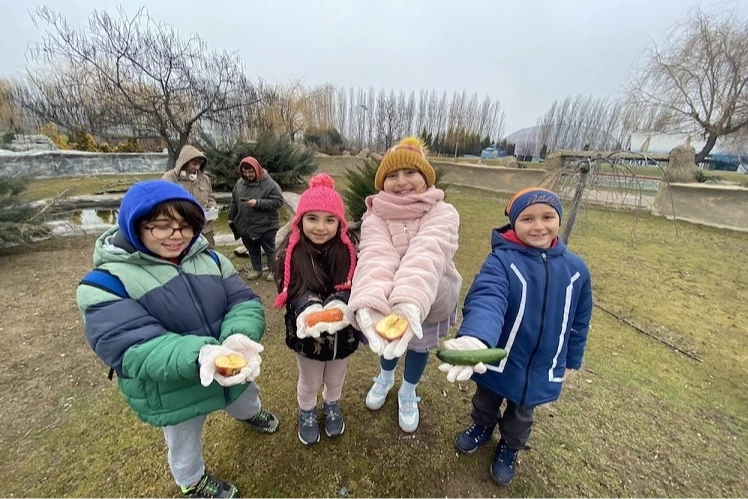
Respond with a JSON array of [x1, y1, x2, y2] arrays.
[[313, 155, 366, 176], [430, 161, 550, 194], [652, 182, 748, 233], [0, 150, 369, 179], [0, 151, 169, 177], [5, 150, 748, 233], [313, 157, 552, 195]]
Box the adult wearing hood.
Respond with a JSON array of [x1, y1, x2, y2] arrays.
[[228, 156, 284, 281], [162, 145, 218, 247]]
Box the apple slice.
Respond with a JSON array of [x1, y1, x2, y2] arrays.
[[375, 314, 409, 340], [214, 354, 247, 377]]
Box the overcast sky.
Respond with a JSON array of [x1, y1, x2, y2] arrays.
[[2, 0, 746, 134]]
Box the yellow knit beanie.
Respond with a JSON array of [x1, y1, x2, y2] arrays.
[[375, 136, 436, 191]]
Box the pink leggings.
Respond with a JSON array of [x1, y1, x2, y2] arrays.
[[295, 353, 349, 411]]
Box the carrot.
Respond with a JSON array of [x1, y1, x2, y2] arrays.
[[306, 308, 344, 327]]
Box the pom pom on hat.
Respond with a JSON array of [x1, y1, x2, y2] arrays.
[[308, 173, 335, 189], [375, 136, 435, 191]]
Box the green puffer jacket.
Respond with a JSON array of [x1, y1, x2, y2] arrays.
[[77, 228, 266, 427]]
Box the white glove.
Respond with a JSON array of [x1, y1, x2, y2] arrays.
[[198, 344, 250, 387], [356, 308, 388, 356], [317, 300, 350, 335], [295, 303, 324, 339], [222, 334, 264, 382], [381, 303, 422, 360], [437, 336, 489, 382], [300, 301, 350, 337], [394, 303, 423, 339]]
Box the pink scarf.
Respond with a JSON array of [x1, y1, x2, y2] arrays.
[[366, 187, 445, 220]]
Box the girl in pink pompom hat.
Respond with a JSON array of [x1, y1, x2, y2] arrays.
[[272, 173, 360, 445]]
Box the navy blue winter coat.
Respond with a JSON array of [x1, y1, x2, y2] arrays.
[[457, 225, 592, 408]]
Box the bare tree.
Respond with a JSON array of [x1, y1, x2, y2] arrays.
[[366, 87, 376, 148], [335, 87, 348, 139], [0, 78, 20, 132], [397, 90, 416, 140], [313, 85, 505, 152], [416, 89, 428, 134], [533, 95, 654, 156], [20, 6, 257, 167], [628, 7, 748, 162], [377, 90, 400, 149], [268, 79, 333, 140]]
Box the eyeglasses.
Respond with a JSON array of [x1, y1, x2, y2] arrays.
[[143, 224, 195, 240]]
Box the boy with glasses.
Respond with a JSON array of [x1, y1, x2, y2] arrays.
[[77, 180, 279, 498]]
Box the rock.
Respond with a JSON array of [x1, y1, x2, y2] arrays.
[[545, 151, 564, 170], [666, 144, 698, 183], [275, 222, 290, 247], [342, 150, 351, 156], [497, 156, 519, 168], [355, 148, 370, 159], [370, 153, 383, 161], [7, 134, 57, 152]]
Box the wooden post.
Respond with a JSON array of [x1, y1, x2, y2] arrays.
[[561, 162, 590, 244]]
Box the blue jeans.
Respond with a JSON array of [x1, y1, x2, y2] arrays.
[[241, 230, 277, 272], [161, 383, 261, 486]]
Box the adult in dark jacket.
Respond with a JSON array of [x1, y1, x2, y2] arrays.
[[228, 156, 284, 281]]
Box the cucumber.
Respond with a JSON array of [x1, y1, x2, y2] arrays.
[[436, 348, 507, 365]]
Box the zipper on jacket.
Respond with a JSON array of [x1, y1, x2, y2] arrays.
[[520, 252, 549, 406], [332, 332, 338, 359], [179, 267, 213, 336]]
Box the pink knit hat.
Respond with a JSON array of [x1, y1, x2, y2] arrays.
[[273, 173, 357, 307]]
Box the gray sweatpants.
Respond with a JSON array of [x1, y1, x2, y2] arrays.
[[471, 384, 535, 451], [162, 383, 261, 487]]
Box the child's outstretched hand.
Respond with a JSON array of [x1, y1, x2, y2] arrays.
[[222, 334, 264, 382], [317, 300, 350, 335], [356, 308, 388, 356], [438, 336, 489, 382], [381, 303, 422, 360], [198, 344, 253, 387], [296, 304, 324, 339]]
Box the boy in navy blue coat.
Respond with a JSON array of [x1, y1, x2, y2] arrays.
[[438, 188, 593, 486]]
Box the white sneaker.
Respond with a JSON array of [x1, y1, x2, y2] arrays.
[[365, 375, 394, 410], [398, 392, 421, 433]]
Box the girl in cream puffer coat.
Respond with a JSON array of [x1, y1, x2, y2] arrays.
[[347, 136, 462, 433]]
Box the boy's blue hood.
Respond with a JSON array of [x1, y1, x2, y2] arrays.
[[118, 180, 203, 255]]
